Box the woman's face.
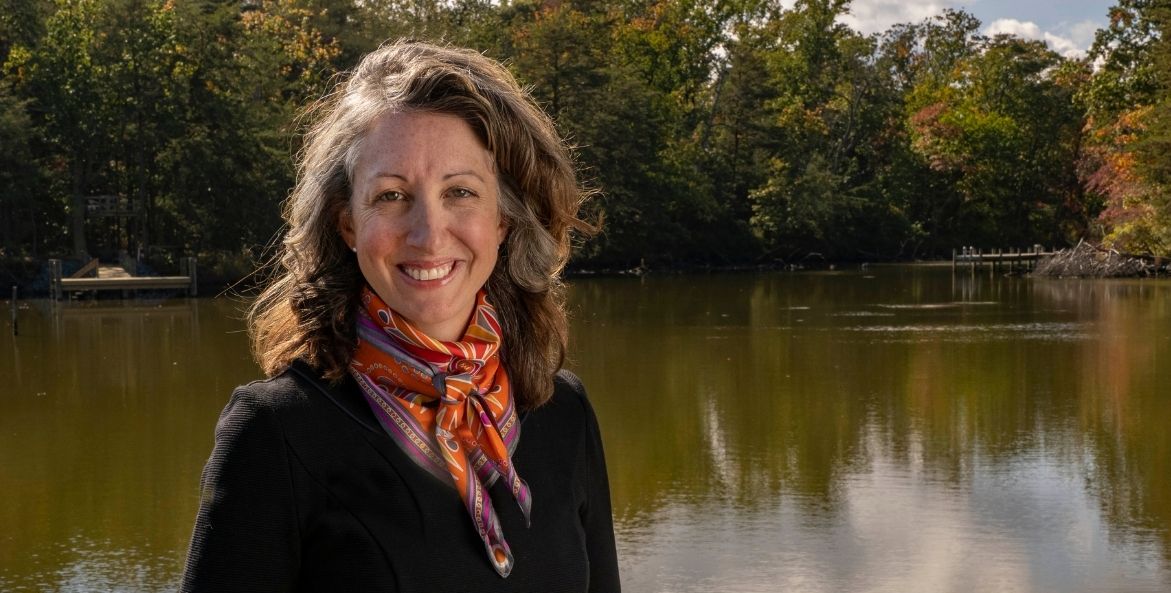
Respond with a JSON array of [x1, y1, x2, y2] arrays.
[[341, 111, 506, 341]]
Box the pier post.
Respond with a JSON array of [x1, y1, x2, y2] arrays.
[[188, 257, 198, 297], [9, 286, 16, 336], [49, 259, 62, 301]]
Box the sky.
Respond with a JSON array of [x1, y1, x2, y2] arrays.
[[832, 0, 1118, 58]]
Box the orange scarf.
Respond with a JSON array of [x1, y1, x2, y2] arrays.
[[349, 286, 530, 577]]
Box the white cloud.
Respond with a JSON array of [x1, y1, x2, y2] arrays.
[[985, 18, 1085, 58], [1063, 19, 1101, 52], [985, 17, 1045, 39], [837, 0, 960, 37]]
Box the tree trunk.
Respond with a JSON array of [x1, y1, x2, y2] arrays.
[[71, 162, 88, 259]]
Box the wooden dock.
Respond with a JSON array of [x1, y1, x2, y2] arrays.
[[952, 246, 1056, 273], [49, 257, 197, 299]]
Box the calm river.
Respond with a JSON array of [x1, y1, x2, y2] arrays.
[[2, 266, 1170, 592]]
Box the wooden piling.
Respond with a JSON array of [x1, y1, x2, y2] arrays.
[[50, 259, 62, 300], [188, 257, 198, 297], [950, 246, 1058, 275]]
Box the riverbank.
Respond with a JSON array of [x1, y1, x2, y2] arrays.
[[5, 248, 1167, 299]]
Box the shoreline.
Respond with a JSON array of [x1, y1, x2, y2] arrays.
[[5, 256, 1168, 299]]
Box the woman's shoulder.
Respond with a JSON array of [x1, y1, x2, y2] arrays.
[[553, 368, 587, 399], [524, 369, 599, 432], [545, 369, 591, 411], [225, 363, 319, 412], [213, 361, 381, 457], [518, 370, 609, 496], [217, 361, 356, 433]]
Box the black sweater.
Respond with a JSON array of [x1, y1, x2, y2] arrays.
[[181, 361, 621, 592]]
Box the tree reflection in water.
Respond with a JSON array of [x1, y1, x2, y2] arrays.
[[569, 268, 1171, 592], [0, 271, 1167, 593]]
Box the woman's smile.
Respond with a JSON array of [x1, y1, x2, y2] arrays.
[[399, 261, 456, 283]]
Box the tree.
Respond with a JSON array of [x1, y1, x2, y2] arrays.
[[0, 86, 52, 256], [907, 31, 1087, 247], [10, 0, 124, 258], [746, 0, 906, 260], [3, 0, 339, 271], [1080, 0, 1171, 255]]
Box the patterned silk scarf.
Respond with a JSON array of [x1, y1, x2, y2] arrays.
[[349, 286, 531, 578]]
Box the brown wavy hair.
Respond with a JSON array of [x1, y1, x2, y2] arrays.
[[249, 40, 594, 409]]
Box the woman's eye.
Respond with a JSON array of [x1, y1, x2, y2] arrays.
[[449, 188, 475, 199], [376, 191, 405, 202]]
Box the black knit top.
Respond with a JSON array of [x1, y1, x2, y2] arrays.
[[181, 361, 621, 592]]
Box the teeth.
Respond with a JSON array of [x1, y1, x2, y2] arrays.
[[403, 263, 453, 281]]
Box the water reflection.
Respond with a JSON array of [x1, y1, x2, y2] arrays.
[[0, 299, 260, 593], [568, 269, 1171, 592], [1, 269, 1169, 592]]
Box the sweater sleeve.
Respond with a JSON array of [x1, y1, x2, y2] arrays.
[[566, 373, 622, 593], [181, 386, 302, 592]]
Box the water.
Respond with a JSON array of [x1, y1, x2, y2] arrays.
[[2, 266, 1169, 592]]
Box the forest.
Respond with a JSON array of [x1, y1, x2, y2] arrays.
[[1, 0, 1168, 283]]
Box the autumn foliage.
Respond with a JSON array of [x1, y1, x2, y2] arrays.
[[1, 0, 1167, 280]]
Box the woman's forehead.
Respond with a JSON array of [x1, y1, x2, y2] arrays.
[[347, 111, 497, 192]]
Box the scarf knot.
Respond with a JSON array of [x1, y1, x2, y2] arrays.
[[350, 286, 531, 578]]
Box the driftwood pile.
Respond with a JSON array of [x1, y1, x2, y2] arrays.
[[1033, 240, 1163, 278]]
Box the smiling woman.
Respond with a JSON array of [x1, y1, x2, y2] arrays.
[[341, 111, 507, 342], [180, 41, 617, 593]]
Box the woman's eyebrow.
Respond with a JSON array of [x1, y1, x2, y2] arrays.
[[368, 171, 487, 182], [370, 172, 408, 181], [443, 170, 487, 182]]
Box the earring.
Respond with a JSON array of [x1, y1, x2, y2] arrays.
[[350, 246, 357, 253]]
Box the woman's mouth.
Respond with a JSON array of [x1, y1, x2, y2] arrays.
[[400, 262, 455, 281]]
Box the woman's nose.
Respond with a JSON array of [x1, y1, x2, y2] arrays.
[[405, 194, 447, 250]]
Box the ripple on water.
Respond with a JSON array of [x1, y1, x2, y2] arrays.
[[838, 321, 1094, 343], [0, 534, 181, 593], [873, 301, 1000, 310]]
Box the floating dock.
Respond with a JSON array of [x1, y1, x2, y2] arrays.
[[49, 257, 197, 299]]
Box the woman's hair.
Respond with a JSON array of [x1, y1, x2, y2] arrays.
[[249, 40, 593, 409]]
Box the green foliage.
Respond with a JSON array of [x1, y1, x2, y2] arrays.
[[0, 85, 55, 256], [2, 0, 338, 263], [1, 0, 1162, 273], [904, 31, 1088, 248]]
